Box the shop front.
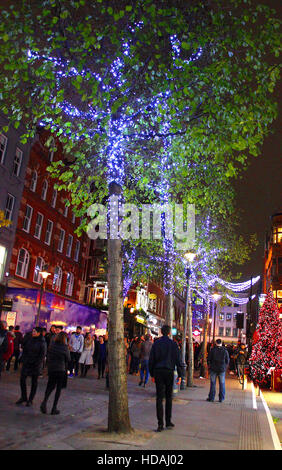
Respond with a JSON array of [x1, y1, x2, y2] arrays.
[[1, 287, 108, 335]]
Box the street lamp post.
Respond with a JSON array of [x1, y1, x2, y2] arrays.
[[212, 293, 221, 344], [35, 267, 51, 327], [180, 251, 196, 390]]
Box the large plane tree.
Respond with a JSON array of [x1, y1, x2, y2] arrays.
[[0, 0, 280, 433]]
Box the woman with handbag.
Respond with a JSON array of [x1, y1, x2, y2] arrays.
[[40, 331, 70, 415], [79, 332, 94, 378]]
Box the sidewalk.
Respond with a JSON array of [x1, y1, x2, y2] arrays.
[[0, 367, 280, 451]]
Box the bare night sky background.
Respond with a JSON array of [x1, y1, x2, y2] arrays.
[[232, 0, 281, 282]]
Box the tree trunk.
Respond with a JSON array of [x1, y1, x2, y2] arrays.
[[165, 292, 174, 332], [107, 236, 132, 433], [187, 284, 194, 387]]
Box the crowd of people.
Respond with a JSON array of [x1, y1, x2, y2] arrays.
[[0, 319, 249, 424], [0, 321, 110, 414]]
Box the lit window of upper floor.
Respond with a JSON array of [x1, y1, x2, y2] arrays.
[[273, 226, 282, 244]]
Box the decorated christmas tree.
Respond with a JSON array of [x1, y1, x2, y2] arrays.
[[249, 291, 282, 388]]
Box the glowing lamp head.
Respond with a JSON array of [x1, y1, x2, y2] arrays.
[[184, 251, 196, 263], [39, 271, 51, 280], [212, 292, 221, 302]]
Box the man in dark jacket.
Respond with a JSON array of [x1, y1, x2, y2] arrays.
[[16, 327, 46, 406], [149, 324, 182, 432], [207, 338, 230, 403]]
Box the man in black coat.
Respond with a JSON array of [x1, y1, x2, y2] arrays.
[[149, 324, 182, 432], [16, 327, 46, 406], [207, 338, 230, 402]]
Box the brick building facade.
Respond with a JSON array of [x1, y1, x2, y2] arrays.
[[8, 129, 87, 305]]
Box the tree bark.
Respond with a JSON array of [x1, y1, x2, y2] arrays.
[[107, 236, 132, 433], [165, 292, 174, 332]]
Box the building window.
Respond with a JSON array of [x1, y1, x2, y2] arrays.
[[225, 327, 231, 337], [0, 245, 7, 281], [41, 179, 48, 200], [74, 240, 80, 262], [65, 272, 74, 296], [33, 257, 44, 284], [273, 226, 282, 244], [0, 134, 8, 164], [72, 213, 75, 224], [233, 328, 238, 337], [13, 147, 23, 177], [22, 205, 33, 233], [30, 170, 38, 192], [52, 266, 62, 292], [51, 189, 57, 208], [4, 193, 15, 221], [66, 234, 73, 257], [44, 220, 53, 245], [219, 313, 225, 321], [218, 327, 224, 336], [64, 205, 68, 217], [15, 248, 29, 278], [226, 313, 232, 322], [57, 229, 65, 253], [34, 213, 43, 239]]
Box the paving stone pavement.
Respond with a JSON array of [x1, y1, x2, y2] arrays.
[[0, 366, 280, 451]]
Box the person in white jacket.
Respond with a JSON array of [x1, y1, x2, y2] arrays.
[[69, 326, 84, 377], [79, 333, 94, 377]]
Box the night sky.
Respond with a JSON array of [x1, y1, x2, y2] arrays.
[[231, 0, 281, 282]]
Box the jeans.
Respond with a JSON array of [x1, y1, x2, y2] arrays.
[[208, 370, 226, 401], [69, 352, 81, 375], [140, 359, 150, 384], [154, 368, 174, 427]]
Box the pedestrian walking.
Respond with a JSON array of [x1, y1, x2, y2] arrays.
[[69, 326, 84, 377], [6, 325, 23, 371], [16, 327, 46, 406], [207, 338, 230, 403], [139, 334, 153, 387], [149, 324, 182, 432], [92, 334, 99, 368], [131, 337, 142, 375], [79, 332, 94, 377], [45, 325, 56, 350], [96, 335, 107, 379], [0, 321, 8, 380], [40, 331, 70, 415]]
